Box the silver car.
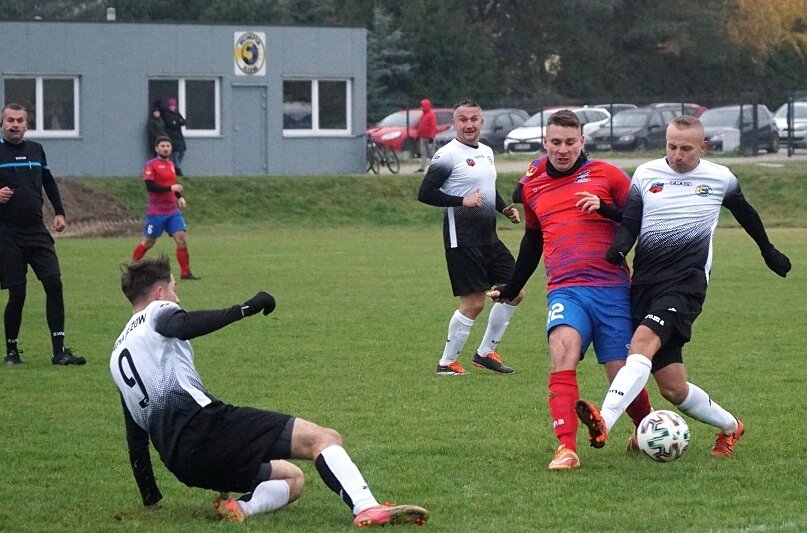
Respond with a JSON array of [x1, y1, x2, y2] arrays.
[[775, 102, 807, 148]]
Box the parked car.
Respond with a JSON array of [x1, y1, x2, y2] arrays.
[[589, 103, 638, 115], [435, 108, 529, 152], [699, 104, 779, 154], [774, 101, 807, 148], [367, 107, 453, 152], [586, 107, 679, 151], [504, 107, 610, 153], [649, 102, 708, 117]]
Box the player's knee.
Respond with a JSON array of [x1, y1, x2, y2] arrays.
[[319, 426, 343, 448], [286, 463, 305, 502], [6, 284, 27, 306], [510, 289, 525, 305], [658, 383, 688, 405], [41, 275, 63, 296], [461, 300, 485, 318]]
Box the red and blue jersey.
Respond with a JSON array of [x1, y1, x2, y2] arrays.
[[522, 159, 631, 292], [144, 157, 177, 215]]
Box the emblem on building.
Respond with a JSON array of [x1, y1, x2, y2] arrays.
[[234, 31, 266, 76]]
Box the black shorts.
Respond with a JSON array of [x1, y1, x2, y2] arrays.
[[168, 403, 294, 493], [631, 272, 707, 372], [445, 241, 514, 296], [0, 225, 61, 289]]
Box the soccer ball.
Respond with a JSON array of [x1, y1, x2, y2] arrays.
[[637, 410, 691, 462]]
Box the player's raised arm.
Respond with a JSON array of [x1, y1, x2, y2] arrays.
[[154, 292, 276, 341]]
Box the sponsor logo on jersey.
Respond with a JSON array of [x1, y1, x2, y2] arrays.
[[668, 179, 692, 186], [694, 184, 712, 197], [575, 170, 591, 183], [466, 158, 476, 166], [649, 181, 664, 193]]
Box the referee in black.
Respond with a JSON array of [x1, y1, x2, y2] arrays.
[[0, 103, 85, 366]]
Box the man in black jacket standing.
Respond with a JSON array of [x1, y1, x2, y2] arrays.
[[0, 103, 85, 366]]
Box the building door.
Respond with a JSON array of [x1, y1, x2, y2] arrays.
[[232, 85, 267, 175]]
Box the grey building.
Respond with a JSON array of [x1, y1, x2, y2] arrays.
[[0, 21, 367, 176]]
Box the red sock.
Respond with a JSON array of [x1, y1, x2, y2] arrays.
[[626, 387, 653, 427], [176, 247, 191, 276], [132, 243, 147, 261], [548, 370, 579, 451]]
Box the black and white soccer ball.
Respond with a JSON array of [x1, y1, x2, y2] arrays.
[[637, 410, 691, 462]]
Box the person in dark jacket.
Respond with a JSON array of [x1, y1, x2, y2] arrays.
[[146, 100, 167, 157], [0, 103, 86, 366], [161, 98, 186, 174]]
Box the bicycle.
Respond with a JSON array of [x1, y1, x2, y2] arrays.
[[366, 137, 400, 175], [367, 137, 381, 174]]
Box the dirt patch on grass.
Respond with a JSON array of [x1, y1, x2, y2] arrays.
[[44, 178, 141, 238]]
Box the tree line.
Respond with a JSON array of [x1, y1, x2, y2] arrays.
[[4, 0, 807, 121]]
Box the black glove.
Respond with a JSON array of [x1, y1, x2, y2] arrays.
[[762, 247, 791, 278], [604, 246, 625, 265], [241, 291, 276, 317]]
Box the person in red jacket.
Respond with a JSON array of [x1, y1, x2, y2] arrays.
[[415, 98, 437, 172]]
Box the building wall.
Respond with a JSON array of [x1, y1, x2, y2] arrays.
[[0, 21, 367, 177]]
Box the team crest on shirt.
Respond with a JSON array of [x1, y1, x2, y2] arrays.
[[575, 170, 591, 183], [649, 181, 664, 193], [526, 162, 540, 176], [694, 184, 712, 197], [466, 158, 476, 166]]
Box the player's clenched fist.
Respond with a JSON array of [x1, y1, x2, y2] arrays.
[[241, 291, 276, 317]]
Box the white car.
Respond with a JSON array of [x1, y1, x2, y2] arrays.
[[774, 102, 807, 148], [504, 107, 610, 153]]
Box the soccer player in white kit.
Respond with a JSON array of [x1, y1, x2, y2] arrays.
[[576, 115, 791, 458], [110, 257, 429, 527]]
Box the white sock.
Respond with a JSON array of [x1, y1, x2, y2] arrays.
[[318, 445, 378, 516], [477, 302, 517, 355], [601, 354, 652, 431], [676, 382, 738, 433], [438, 310, 474, 366], [239, 479, 290, 516]]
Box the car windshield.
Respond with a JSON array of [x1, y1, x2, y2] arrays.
[[607, 111, 648, 128], [775, 104, 807, 119], [523, 109, 560, 127], [378, 110, 422, 127], [699, 108, 742, 128]]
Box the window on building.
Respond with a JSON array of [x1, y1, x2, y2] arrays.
[[283, 79, 351, 135], [3, 76, 79, 136], [148, 78, 220, 136]]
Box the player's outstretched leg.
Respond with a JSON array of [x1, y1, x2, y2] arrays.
[[353, 503, 430, 527], [575, 399, 608, 448]]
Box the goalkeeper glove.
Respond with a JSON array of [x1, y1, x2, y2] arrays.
[[762, 247, 791, 278], [241, 292, 276, 317]]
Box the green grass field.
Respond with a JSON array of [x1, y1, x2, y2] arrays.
[[1, 166, 805, 532]]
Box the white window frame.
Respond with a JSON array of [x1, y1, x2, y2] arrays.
[[282, 78, 352, 137], [149, 77, 221, 137], [4, 76, 80, 138]]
